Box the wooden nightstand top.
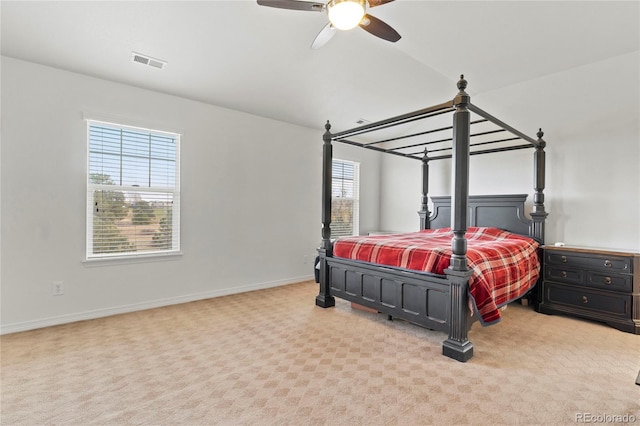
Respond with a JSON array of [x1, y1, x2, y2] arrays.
[[542, 245, 640, 258]]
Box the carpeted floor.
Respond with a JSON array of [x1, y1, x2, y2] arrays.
[[1, 281, 639, 425]]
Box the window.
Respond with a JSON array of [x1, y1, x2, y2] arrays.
[[86, 121, 180, 259], [331, 159, 360, 238]]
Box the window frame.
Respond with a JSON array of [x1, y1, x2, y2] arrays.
[[331, 158, 360, 238], [85, 119, 181, 261]]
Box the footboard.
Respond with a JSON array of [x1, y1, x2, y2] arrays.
[[326, 257, 452, 333]]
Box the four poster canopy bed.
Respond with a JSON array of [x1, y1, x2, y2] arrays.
[[315, 75, 549, 362]]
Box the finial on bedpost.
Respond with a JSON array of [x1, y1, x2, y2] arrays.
[[324, 120, 332, 143], [454, 74, 470, 107], [457, 74, 468, 93], [531, 127, 548, 243]]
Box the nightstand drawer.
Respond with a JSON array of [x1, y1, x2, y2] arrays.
[[545, 251, 631, 273], [586, 271, 632, 292], [544, 283, 631, 318], [545, 266, 583, 285]]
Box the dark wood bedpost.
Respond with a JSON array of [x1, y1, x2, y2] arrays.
[[531, 128, 548, 243], [418, 148, 431, 230], [443, 75, 474, 362], [316, 120, 336, 308]]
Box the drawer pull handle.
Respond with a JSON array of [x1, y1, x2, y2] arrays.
[[604, 277, 612, 285], [561, 256, 567, 263], [582, 296, 588, 304], [561, 271, 567, 278], [604, 260, 612, 268]]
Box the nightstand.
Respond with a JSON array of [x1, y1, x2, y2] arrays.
[[536, 245, 640, 334]]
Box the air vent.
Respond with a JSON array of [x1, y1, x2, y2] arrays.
[[131, 52, 167, 70], [147, 59, 165, 69]]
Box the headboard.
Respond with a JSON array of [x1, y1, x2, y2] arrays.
[[428, 194, 538, 241]]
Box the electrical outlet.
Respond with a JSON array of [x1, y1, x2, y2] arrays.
[[303, 255, 308, 264], [52, 281, 64, 296]]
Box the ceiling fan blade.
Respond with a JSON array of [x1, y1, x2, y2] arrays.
[[359, 14, 401, 42], [311, 22, 336, 49], [256, 0, 325, 12], [368, 0, 395, 8]]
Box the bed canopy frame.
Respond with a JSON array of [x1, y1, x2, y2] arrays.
[[315, 75, 548, 362]]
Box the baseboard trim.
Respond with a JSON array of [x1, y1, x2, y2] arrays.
[[0, 275, 314, 335]]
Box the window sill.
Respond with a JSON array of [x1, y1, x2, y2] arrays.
[[82, 251, 183, 267]]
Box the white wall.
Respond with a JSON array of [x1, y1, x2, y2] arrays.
[[0, 57, 381, 333], [380, 51, 640, 252]]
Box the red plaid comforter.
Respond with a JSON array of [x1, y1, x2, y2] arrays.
[[333, 227, 540, 325]]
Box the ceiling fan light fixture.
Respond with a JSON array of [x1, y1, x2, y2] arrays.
[[327, 0, 366, 30]]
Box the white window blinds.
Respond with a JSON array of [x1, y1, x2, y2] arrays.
[[86, 121, 180, 259], [331, 159, 360, 238]]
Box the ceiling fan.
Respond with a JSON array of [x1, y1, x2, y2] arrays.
[[256, 0, 401, 49]]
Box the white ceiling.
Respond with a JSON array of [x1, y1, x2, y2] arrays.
[[1, 1, 638, 132]]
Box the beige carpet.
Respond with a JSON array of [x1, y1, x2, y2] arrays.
[[2, 281, 639, 425]]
